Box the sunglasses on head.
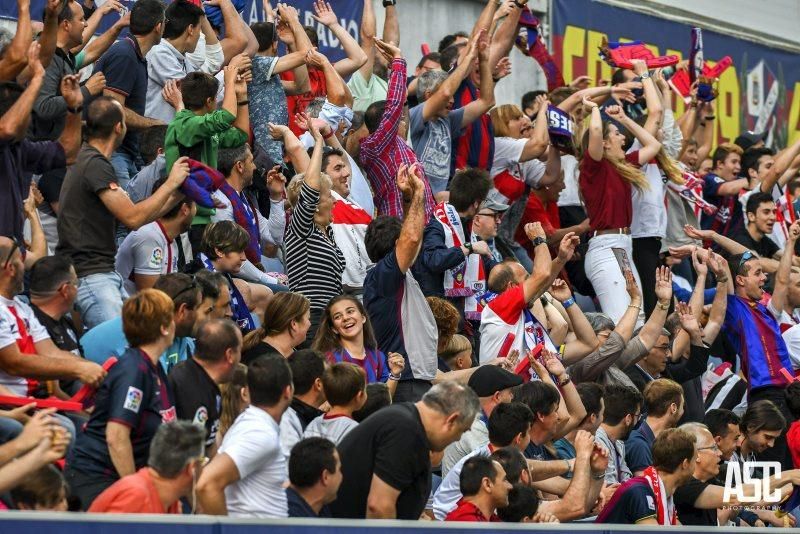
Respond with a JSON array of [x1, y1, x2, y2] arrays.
[[173, 277, 198, 303], [3, 236, 22, 269], [737, 250, 755, 273]]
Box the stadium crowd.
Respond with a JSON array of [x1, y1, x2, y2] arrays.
[[3, 0, 800, 527]]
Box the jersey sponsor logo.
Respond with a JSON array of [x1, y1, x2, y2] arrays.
[[193, 406, 208, 425], [160, 406, 177, 423], [123, 386, 143, 413], [646, 495, 656, 510], [149, 247, 163, 268]]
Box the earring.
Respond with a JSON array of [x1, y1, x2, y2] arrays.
[[316, 207, 321, 213]]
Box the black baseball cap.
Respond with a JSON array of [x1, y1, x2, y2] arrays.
[[467, 365, 523, 397]]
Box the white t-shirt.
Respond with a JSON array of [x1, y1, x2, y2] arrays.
[[218, 405, 288, 517], [115, 221, 178, 295], [0, 296, 51, 395], [557, 154, 581, 207], [488, 137, 546, 205], [478, 285, 556, 365], [432, 444, 491, 520], [303, 414, 358, 445], [629, 141, 667, 239], [279, 406, 303, 461], [782, 323, 800, 371]]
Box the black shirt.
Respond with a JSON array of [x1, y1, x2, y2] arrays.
[[674, 477, 717, 526], [241, 341, 283, 366], [167, 358, 221, 448], [731, 229, 780, 260], [286, 486, 331, 517], [29, 304, 80, 355], [69, 347, 175, 477], [330, 403, 431, 519]]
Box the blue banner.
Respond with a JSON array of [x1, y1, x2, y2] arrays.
[[1, 0, 362, 62], [552, 0, 800, 148]]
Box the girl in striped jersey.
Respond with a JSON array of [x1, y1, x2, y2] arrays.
[[313, 295, 405, 398]]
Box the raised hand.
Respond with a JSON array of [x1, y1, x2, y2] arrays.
[[27, 41, 44, 80], [654, 265, 673, 303], [396, 164, 412, 198], [676, 301, 701, 337], [789, 221, 800, 243], [524, 222, 546, 242], [684, 224, 714, 241], [630, 58, 648, 76], [60, 74, 84, 109], [305, 48, 329, 69], [624, 269, 642, 302], [611, 85, 637, 104], [493, 56, 512, 80], [549, 278, 572, 303], [590, 442, 610, 474], [268, 122, 291, 140], [542, 349, 566, 378], [574, 429, 594, 460], [266, 166, 286, 197], [535, 94, 550, 115], [311, 0, 338, 27], [557, 232, 581, 262], [692, 247, 708, 277], [582, 95, 598, 110], [569, 75, 593, 90], [304, 112, 323, 142], [706, 251, 725, 278], [375, 38, 402, 63], [604, 104, 626, 121]]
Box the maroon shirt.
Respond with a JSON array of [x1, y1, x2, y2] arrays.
[[579, 151, 640, 231], [445, 499, 502, 522]]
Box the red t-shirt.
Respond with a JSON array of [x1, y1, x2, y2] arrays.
[[284, 67, 327, 135], [579, 151, 640, 231], [515, 192, 560, 259], [788, 421, 800, 468], [445, 499, 502, 522], [88, 468, 181, 514]]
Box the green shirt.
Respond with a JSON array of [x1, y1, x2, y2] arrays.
[[164, 108, 249, 225], [347, 71, 388, 113]]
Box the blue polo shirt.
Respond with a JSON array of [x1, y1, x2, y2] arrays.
[[625, 420, 656, 474], [286, 486, 331, 518], [80, 316, 194, 373], [595, 477, 657, 524], [94, 37, 148, 159]]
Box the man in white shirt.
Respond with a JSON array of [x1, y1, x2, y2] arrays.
[[116, 181, 196, 294], [196, 354, 294, 517]]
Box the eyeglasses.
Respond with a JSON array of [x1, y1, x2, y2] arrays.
[[697, 444, 720, 452], [631, 412, 642, 423], [475, 212, 501, 220], [3, 236, 21, 269], [653, 344, 671, 352]]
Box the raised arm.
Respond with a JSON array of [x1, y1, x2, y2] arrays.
[[395, 164, 427, 273], [210, 0, 248, 64], [522, 223, 555, 302], [35, 0, 60, 71], [615, 270, 644, 342], [80, 11, 129, 65], [461, 31, 496, 126], [771, 221, 800, 314], [0, 43, 43, 141], [422, 38, 477, 122], [78, 0, 123, 52], [99, 158, 189, 230], [306, 49, 349, 107], [369, 40, 406, 153], [636, 267, 673, 350], [605, 104, 662, 164], [517, 95, 551, 162], [584, 99, 604, 161], [630, 59, 663, 136], [0, 0, 32, 81], [312, 0, 367, 78], [543, 351, 587, 437], [760, 137, 800, 193], [303, 117, 325, 191], [551, 280, 600, 364], [269, 123, 310, 172], [702, 252, 729, 343], [488, 1, 523, 67], [356, 0, 377, 82]]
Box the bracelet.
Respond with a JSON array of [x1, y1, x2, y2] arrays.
[[66, 105, 83, 114], [657, 300, 670, 311], [557, 374, 571, 387], [592, 472, 606, 480], [513, 0, 527, 7], [639, 72, 651, 80], [563, 459, 572, 475], [388, 373, 401, 381], [237, 100, 249, 106], [531, 236, 547, 248], [716, 277, 729, 284], [628, 304, 641, 310], [562, 297, 576, 309], [322, 130, 334, 140], [705, 115, 716, 120]]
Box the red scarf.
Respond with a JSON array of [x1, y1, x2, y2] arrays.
[[643, 466, 676, 525]]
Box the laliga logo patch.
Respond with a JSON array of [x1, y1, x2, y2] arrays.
[[149, 247, 163, 268], [194, 406, 209, 425], [123, 386, 143, 413]]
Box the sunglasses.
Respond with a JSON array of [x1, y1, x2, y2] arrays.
[[173, 278, 198, 303], [3, 236, 22, 269], [737, 250, 755, 273]]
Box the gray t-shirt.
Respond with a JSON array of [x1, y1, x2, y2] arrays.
[[409, 104, 465, 192], [115, 220, 178, 295]]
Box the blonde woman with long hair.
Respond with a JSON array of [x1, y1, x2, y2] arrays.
[[580, 96, 661, 324]]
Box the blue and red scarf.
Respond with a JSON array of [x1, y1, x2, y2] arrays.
[[199, 253, 255, 332], [218, 182, 262, 266], [516, 8, 565, 92]]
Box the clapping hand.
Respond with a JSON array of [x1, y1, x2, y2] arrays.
[[557, 232, 581, 262], [654, 265, 673, 303]]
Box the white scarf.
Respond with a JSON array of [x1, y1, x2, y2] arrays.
[[433, 202, 486, 300]]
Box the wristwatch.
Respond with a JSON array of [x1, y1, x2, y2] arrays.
[[464, 242, 473, 253], [383, 0, 396, 6], [66, 105, 83, 114], [557, 374, 571, 387], [531, 236, 547, 248], [639, 72, 651, 80]]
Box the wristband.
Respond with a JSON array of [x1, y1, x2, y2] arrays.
[[322, 129, 334, 140], [237, 100, 249, 106], [657, 300, 670, 311], [513, 0, 527, 7], [382, 0, 396, 6], [388, 373, 401, 381], [562, 297, 576, 309], [563, 459, 572, 475], [557, 374, 571, 387], [66, 105, 83, 114], [716, 277, 728, 284], [592, 472, 606, 480]]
